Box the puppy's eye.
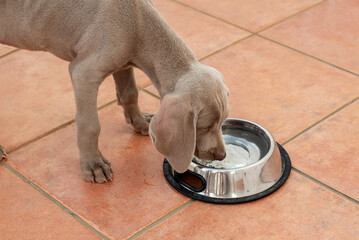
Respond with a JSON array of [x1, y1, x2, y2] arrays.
[[197, 126, 211, 132]]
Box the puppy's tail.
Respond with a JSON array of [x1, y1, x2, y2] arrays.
[[0, 145, 8, 159]]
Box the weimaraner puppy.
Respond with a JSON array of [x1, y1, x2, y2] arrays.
[[0, 0, 229, 183]]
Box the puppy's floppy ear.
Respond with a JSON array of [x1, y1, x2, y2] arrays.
[[149, 94, 196, 173]]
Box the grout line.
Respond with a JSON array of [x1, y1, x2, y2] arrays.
[[140, 88, 160, 100], [169, 0, 253, 33], [172, 0, 359, 83], [170, 0, 327, 35], [2, 79, 157, 155], [168, 0, 354, 82], [257, 34, 359, 78], [98, 99, 117, 111], [139, 82, 153, 89], [256, 0, 328, 34], [281, 97, 359, 204], [0, 161, 111, 240], [5, 88, 157, 155], [199, 34, 255, 62], [0, 48, 20, 58], [126, 200, 195, 239], [282, 97, 359, 146], [7, 120, 75, 154], [292, 167, 359, 205], [167, 0, 359, 81], [6, 99, 119, 155]]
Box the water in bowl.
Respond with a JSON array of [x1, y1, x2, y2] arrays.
[[193, 125, 270, 169]]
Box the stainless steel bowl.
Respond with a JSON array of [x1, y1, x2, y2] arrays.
[[163, 118, 291, 204]]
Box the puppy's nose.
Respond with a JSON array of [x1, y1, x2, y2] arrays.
[[214, 152, 226, 160]]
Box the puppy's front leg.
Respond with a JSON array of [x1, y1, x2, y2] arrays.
[[69, 60, 113, 183], [113, 68, 153, 136]]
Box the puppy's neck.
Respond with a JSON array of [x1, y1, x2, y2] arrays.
[[133, 3, 198, 97]]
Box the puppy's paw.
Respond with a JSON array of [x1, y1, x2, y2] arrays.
[[0, 145, 8, 159], [126, 112, 154, 136], [81, 154, 113, 183], [142, 112, 154, 123]]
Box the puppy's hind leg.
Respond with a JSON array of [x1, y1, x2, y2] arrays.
[[0, 144, 8, 159], [113, 67, 153, 136]]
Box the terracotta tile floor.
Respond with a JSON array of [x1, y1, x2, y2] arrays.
[[1, 0, 358, 239]]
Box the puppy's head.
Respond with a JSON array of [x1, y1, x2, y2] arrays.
[[149, 64, 229, 173]]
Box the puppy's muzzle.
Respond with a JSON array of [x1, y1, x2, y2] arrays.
[[214, 151, 226, 160]]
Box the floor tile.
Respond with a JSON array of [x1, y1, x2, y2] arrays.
[[0, 50, 151, 151], [200, 36, 359, 144], [5, 92, 189, 239], [135, 69, 152, 89], [144, 84, 160, 98], [176, 0, 321, 32], [0, 164, 100, 240], [0, 44, 17, 57], [138, 171, 359, 240], [286, 100, 359, 200], [153, 0, 250, 59], [262, 0, 359, 74]]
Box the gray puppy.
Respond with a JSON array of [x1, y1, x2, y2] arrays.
[[0, 0, 229, 183]]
